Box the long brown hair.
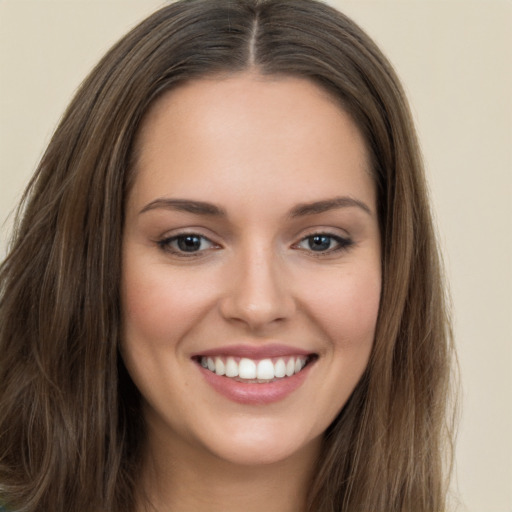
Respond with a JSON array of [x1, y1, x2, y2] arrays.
[[0, 1, 456, 510]]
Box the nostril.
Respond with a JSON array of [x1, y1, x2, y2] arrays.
[[219, 292, 296, 330], [217, 256, 296, 328]]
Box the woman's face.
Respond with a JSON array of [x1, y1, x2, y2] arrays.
[[121, 73, 381, 468]]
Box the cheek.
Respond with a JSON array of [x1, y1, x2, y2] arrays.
[[306, 266, 380, 425], [121, 259, 213, 343], [119, 259, 211, 401], [306, 265, 381, 348]]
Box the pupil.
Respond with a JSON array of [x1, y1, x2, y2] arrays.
[[310, 235, 331, 251], [178, 235, 201, 252]]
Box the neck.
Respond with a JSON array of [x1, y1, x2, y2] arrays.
[[137, 427, 321, 512]]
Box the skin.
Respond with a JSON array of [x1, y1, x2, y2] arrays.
[[121, 71, 382, 512]]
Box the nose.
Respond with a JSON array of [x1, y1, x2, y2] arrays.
[[219, 244, 296, 332]]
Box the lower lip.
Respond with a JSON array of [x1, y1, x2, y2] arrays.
[[197, 362, 314, 405]]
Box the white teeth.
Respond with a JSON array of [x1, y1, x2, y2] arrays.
[[215, 357, 225, 376], [257, 359, 275, 380], [225, 357, 239, 377], [286, 358, 295, 377], [239, 358, 257, 379], [274, 358, 286, 378], [200, 355, 310, 381]]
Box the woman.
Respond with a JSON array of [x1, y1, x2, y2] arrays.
[[0, 0, 456, 511]]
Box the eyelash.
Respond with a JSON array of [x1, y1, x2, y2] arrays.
[[157, 233, 218, 257], [293, 233, 353, 255], [157, 232, 353, 257]]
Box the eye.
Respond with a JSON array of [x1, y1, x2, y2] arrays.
[[295, 233, 352, 253], [157, 233, 218, 255]]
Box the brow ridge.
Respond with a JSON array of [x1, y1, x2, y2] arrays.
[[139, 195, 372, 218], [289, 196, 372, 217], [139, 198, 226, 216]]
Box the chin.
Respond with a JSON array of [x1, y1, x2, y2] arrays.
[[197, 418, 322, 468]]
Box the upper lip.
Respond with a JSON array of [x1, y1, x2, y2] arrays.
[[192, 344, 315, 359]]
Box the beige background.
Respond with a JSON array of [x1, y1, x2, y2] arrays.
[[1, 1, 511, 510]]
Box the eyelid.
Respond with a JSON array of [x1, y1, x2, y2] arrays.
[[156, 231, 221, 257], [155, 227, 354, 258], [292, 230, 354, 255]]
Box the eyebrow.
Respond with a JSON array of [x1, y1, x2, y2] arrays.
[[289, 196, 372, 217], [139, 198, 226, 216], [139, 195, 372, 217]]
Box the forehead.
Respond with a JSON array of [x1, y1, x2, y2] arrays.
[[129, 72, 374, 214], [136, 72, 367, 159]]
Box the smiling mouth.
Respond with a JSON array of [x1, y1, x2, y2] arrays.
[[194, 355, 317, 383]]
